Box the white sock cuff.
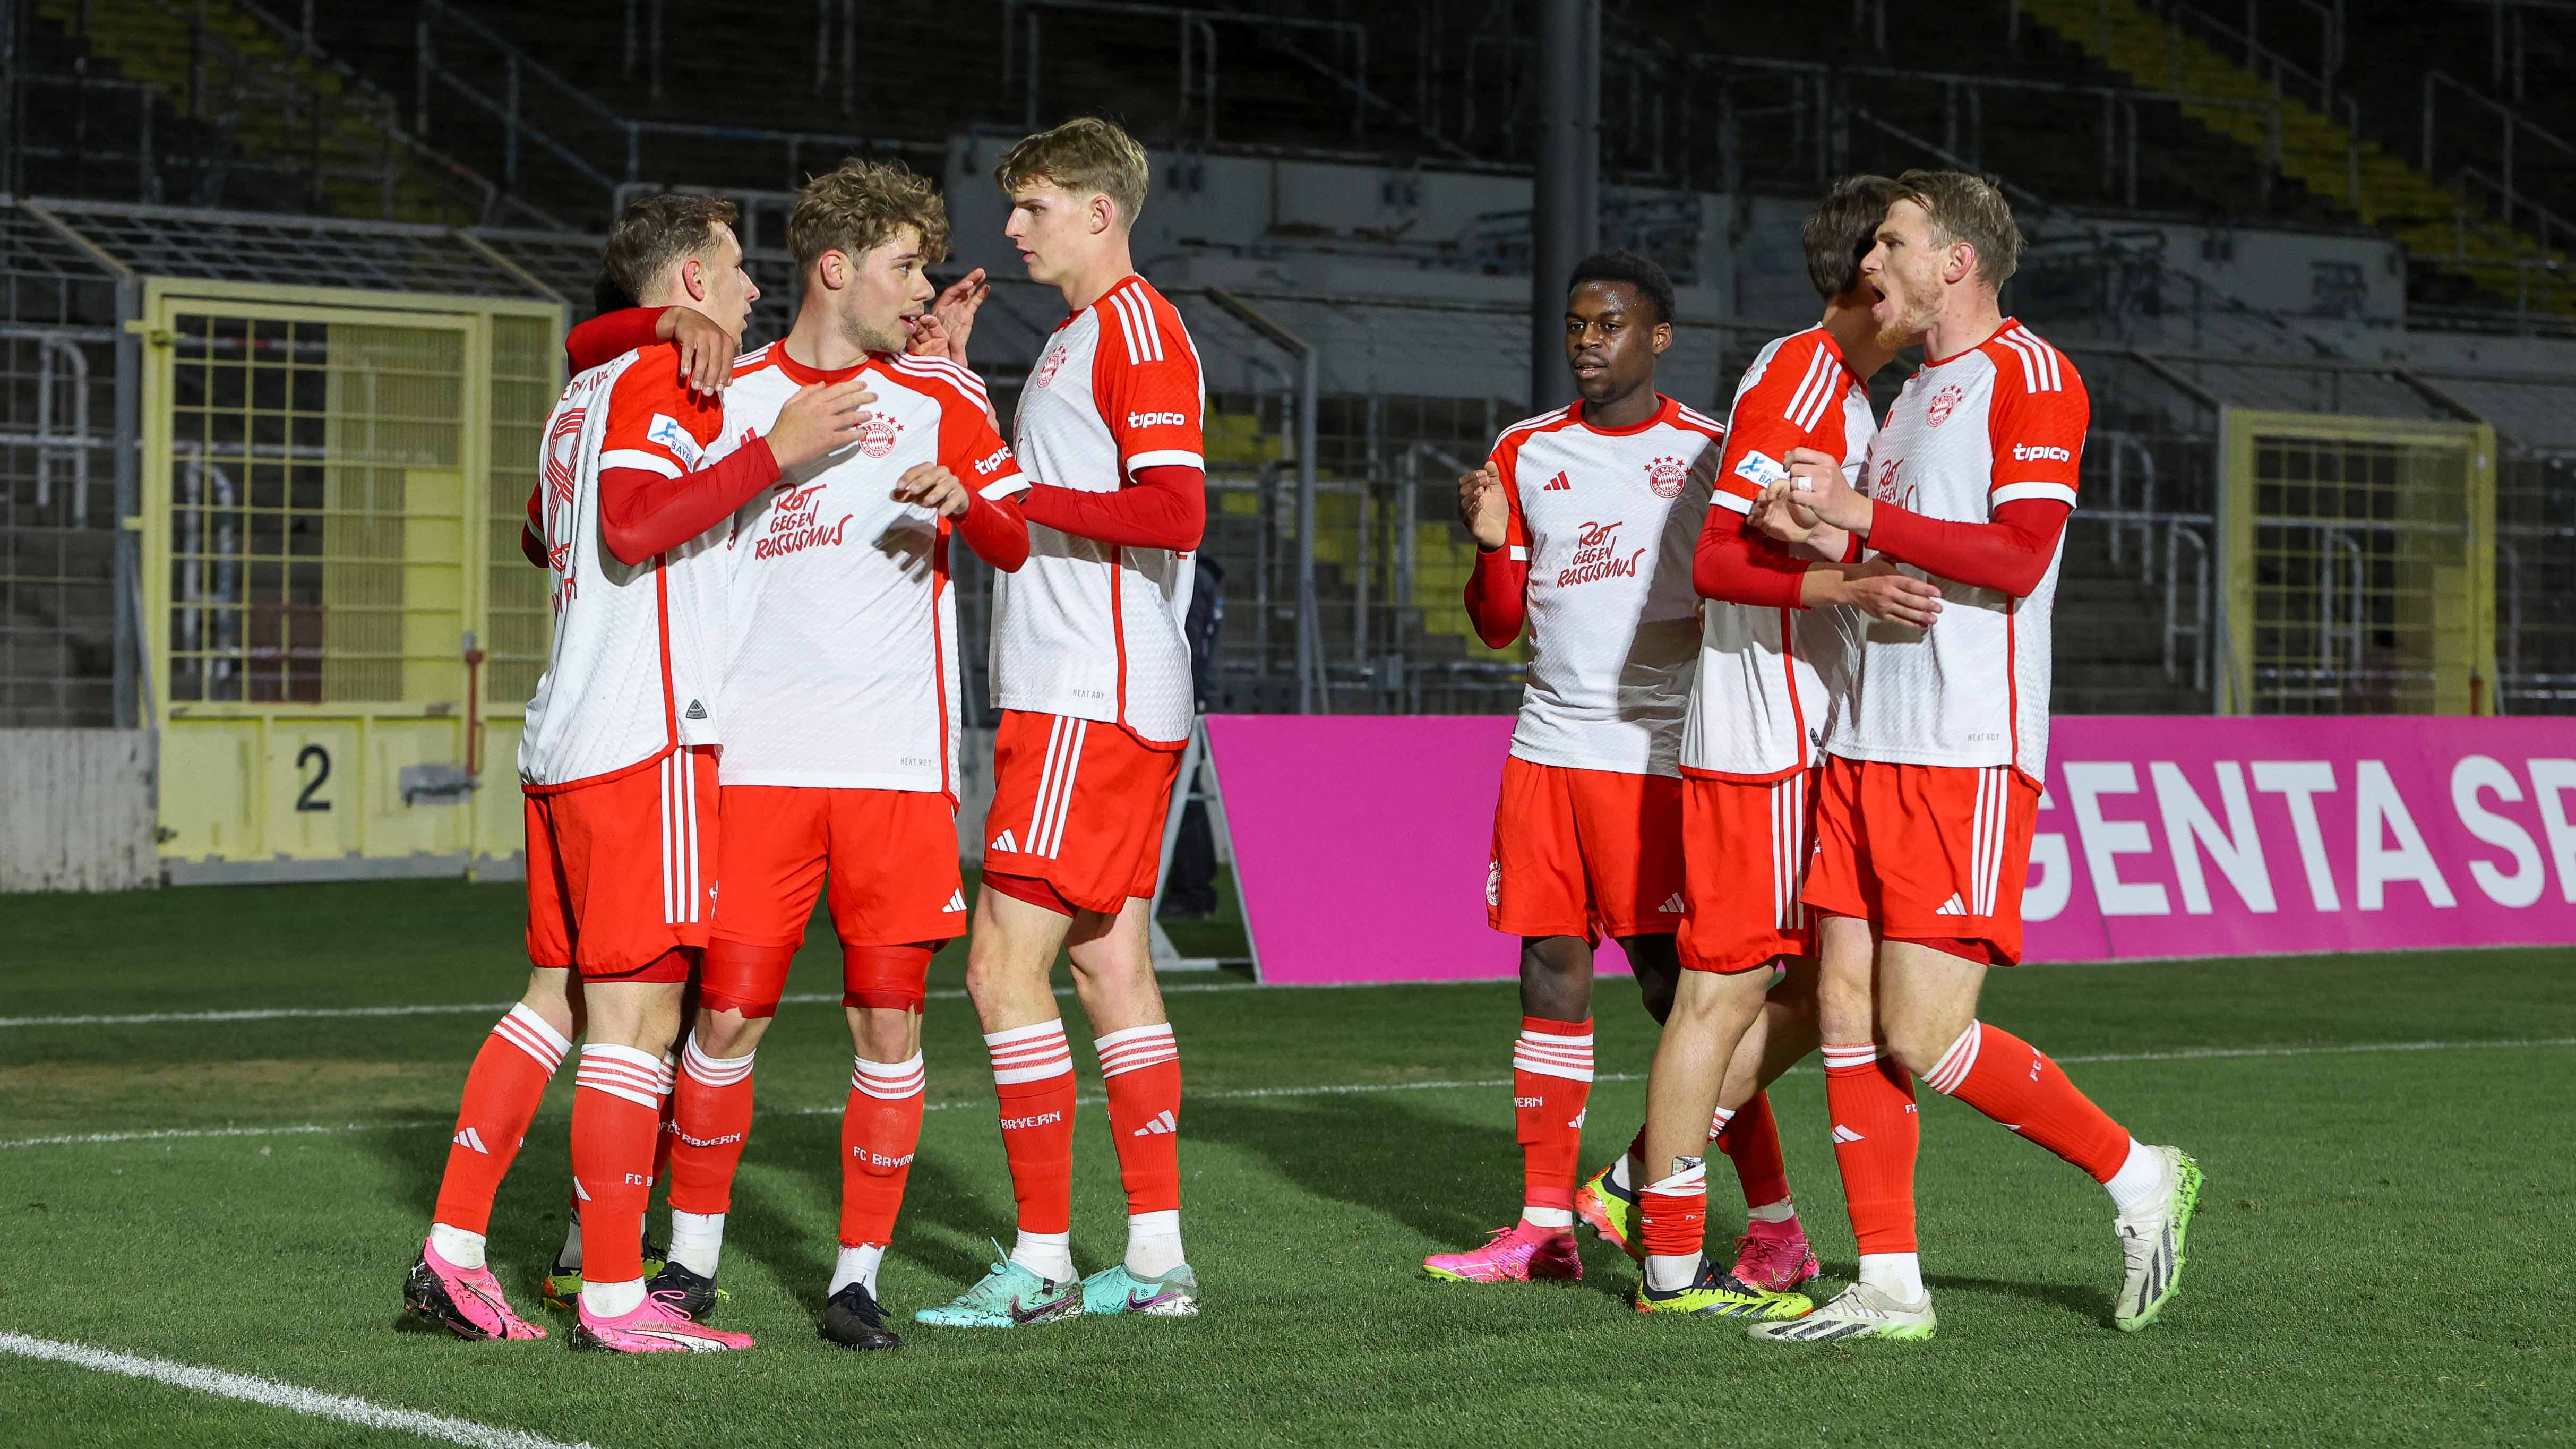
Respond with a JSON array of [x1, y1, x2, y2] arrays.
[[1642, 1158, 1707, 1194], [1708, 1105, 1737, 1137], [494, 1004, 571, 1071], [852, 1051, 927, 1100], [986, 1019, 1072, 1085], [1126, 1208, 1181, 1234], [657, 1052, 677, 1095], [1513, 1031, 1595, 1083], [574, 1043, 665, 1109], [1095, 1022, 1179, 1078], [1926, 1021, 1983, 1096], [1821, 1041, 1883, 1070], [681, 1031, 755, 1088]]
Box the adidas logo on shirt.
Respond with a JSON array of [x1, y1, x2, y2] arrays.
[[1935, 894, 1968, 916], [1543, 471, 1572, 491], [989, 830, 1019, 853], [943, 889, 967, 913], [1830, 1125, 1866, 1144], [1131, 1109, 1178, 1137], [452, 1127, 490, 1154], [1660, 893, 1685, 914], [684, 699, 708, 721]]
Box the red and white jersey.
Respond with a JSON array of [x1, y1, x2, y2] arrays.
[[1492, 395, 1721, 777], [1828, 318, 2087, 779], [992, 273, 1204, 745], [714, 344, 1028, 796], [518, 344, 729, 790], [1682, 327, 1875, 781]]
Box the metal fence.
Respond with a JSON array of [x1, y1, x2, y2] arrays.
[[6, 196, 2572, 733]]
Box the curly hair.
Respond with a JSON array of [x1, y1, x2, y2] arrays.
[[1567, 247, 1677, 325], [788, 159, 950, 273]]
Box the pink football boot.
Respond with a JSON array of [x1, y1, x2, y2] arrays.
[[571, 1291, 755, 1352], [1730, 1217, 1822, 1293], [403, 1241, 546, 1341], [1423, 1221, 1583, 1283]]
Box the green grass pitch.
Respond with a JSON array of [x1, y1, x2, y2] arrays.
[[1, 878, 2570, 1447]]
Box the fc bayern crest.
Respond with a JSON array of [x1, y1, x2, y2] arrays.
[[1644, 455, 1687, 499], [1927, 384, 1963, 427], [1032, 346, 1069, 388], [857, 413, 903, 458]]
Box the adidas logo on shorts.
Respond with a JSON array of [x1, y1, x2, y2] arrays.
[[990, 829, 1019, 853], [1660, 893, 1685, 913], [943, 889, 967, 912], [1935, 894, 1968, 915]]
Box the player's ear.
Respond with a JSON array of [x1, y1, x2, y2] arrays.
[[1650, 321, 1673, 356], [1090, 193, 1115, 236], [679, 255, 708, 303], [1946, 242, 1976, 286]]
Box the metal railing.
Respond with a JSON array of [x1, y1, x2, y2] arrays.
[[2422, 71, 2576, 251]]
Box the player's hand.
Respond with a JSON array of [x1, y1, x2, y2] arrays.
[[764, 380, 877, 468], [892, 462, 972, 518], [1748, 491, 1814, 546], [1832, 557, 1943, 629], [1783, 446, 1869, 532], [916, 268, 989, 362], [1458, 464, 1509, 551], [906, 312, 955, 361], [656, 307, 738, 396]]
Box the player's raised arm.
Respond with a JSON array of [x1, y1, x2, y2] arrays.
[[596, 374, 874, 566], [566, 302, 741, 397], [1459, 454, 1529, 648]]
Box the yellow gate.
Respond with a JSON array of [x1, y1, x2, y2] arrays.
[[139, 279, 561, 882], [2217, 409, 2498, 716]]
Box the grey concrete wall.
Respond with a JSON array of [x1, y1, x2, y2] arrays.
[[1, 729, 158, 893]]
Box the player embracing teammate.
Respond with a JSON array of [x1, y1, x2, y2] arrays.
[[1739, 171, 2201, 1343], [403, 193, 874, 1351]]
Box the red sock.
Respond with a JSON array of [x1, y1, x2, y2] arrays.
[[1636, 1159, 1708, 1262], [1925, 1022, 2132, 1181], [432, 1005, 569, 1235], [650, 1052, 677, 1197], [842, 1053, 926, 1246], [987, 1019, 1075, 1235], [667, 1032, 757, 1216], [1822, 1042, 1919, 1256], [1096, 1023, 1182, 1215], [569, 1043, 665, 1287], [1513, 1016, 1594, 1216], [1713, 1090, 1793, 1212]]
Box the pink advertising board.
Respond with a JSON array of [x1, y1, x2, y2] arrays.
[[1204, 714, 2576, 985]]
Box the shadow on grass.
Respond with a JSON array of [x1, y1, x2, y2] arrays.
[[1924, 1270, 2109, 1325]]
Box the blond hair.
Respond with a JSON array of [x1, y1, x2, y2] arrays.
[[602, 193, 739, 303], [992, 117, 1150, 227], [1891, 169, 2022, 287], [788, 159, 950, 273]]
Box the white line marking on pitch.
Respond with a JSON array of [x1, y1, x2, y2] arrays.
[[0, 1332, 598, 1449], [0, 980, 1259, 1030], [5, 1036, 2568, 1153]]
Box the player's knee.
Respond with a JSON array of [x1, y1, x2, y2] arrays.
[[848, 1008, 916, 1063], [1881, 1028, 1948, 1081], [692, 1005, 766, 1058]]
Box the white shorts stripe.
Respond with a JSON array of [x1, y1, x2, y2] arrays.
[[681, 751, 701, 924], [1041, 720, 1087, 859], [658, 754, 677, 926], [1026, 717, 1070, 858]]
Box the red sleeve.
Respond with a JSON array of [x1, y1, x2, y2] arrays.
[[1692, 509, 1809, 609], [1094, 287, 1205, 482], [1711, 333, 1857, 520], [599, 440, 779, 565], [923, 371, 1034, 570], [594, 356, 763, 565], [566, 306, 671, 376], [1984, 337, 2088, 511], [519, 483, 547, 568], [1867, 498, 2071, 598], [1019, 467, 1204, 550], [1462, 439, 1531, 648]]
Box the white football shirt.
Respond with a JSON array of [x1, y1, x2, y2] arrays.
[[518, 344, 730, 789], [991, 274, 1205, 746], [1487, 394, 1722, 777], [1827, 318, 2087, 779], [715, 344, 1028, 796], [1681, 327, 1875, 781]]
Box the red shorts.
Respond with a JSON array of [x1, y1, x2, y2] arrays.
[[1678, 769, 1818, 974], [1487, 757, 1685, 943], [981, 711, 1180, 915], [1801, 755, 2041, 966], [523, 746, 716, 979], [701, 785, 965, 1015]]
